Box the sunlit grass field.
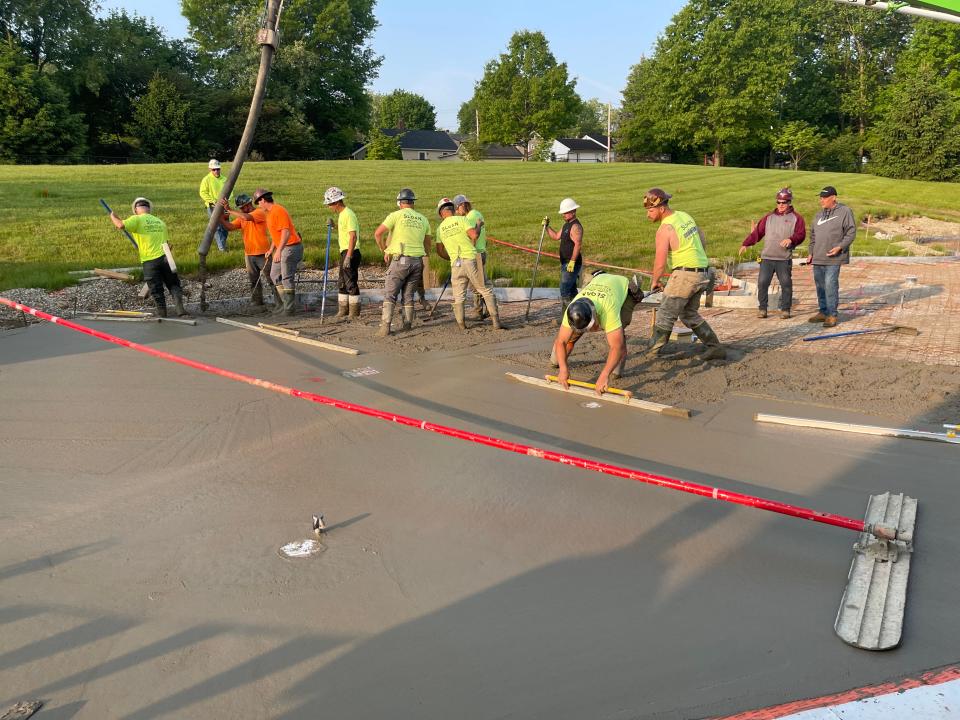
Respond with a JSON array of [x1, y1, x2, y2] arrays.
[[1, 160, 957, 291]]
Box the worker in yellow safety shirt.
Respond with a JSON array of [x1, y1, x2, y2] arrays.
[[199, 159, 233, 251], [453, 193, 491, 320], [324, 186, 363, 319]]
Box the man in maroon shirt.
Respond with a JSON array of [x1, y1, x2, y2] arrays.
[[739, 188, 806, 319]]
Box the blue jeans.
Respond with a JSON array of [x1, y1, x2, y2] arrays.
[[559, 260, 582, 302], [207, 206, 229, 251], [813, 264, 841, 317]]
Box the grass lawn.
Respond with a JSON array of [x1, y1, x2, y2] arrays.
[[1, 160, 957, 291]]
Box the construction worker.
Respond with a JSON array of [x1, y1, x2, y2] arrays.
[[199, 159, 232, 252], [435, 197, 500, 330], [552, 270, 644, 394], [807, 186, 856, 328], [373, 188, 433, 337], [253, 188, 302, 316], [324, 187, 362, 319], [454, 193, 489, 320], [644, 188, 726, 360], [108, 197, 187, 317], [219, 194, 276, 308], [545, 197, 583, 323], [738, 187, 806, 319]]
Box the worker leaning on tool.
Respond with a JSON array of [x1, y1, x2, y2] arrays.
[[199, 159, 233, 252], [373, 188, 433, 337], [453, 193, 489, 320], [552, 270, 644, 395], [645, 188, 726, 360], [545, 197, 584, 324], [252, 188, 302, 316], [109, 197, 188, 318], [324, 186, 363, 320], [435, 197, 501, 331], [219, 194, 276, 308]]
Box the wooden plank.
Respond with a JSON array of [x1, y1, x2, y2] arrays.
[[258, 322, 300, 335], [506, 372, 690, 419], [216, 316, 359, 355], [158, 317, 197, 326], [93, 268, 135, 281], [754, 413, 960, 445]]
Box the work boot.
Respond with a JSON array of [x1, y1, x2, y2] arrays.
[[336, 293, 349, 318], [277, 287, 296, 316], [557, 299, 571, 327], [419, 293, 429, 312], [271, 286, 286, 314], [453, 302, 467, 330], [154, 299, 168, 318], [780, 310, 791, 319], [757, 309, 768, 318], [402, 304, 415, 331], [644, 328, 672, 359], [691, 323, 727, 361], [348, 297, 361, 319], [251, 283, 264, 306], [376, 301, 394, 337], [823, 315, 838, 328], [488, 301, 502, 330], [171, 287, 189, 317], [474, 295, 488, 320], [808, 312, 827, 323]]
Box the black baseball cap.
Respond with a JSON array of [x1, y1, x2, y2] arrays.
[[819, 186, 837, 198]]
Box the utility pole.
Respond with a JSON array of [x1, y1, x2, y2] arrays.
[[607, 102, 612, 163], [475, 108, 480, 139]]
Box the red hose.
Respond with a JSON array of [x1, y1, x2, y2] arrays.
[[488, 235, 655, 278], [1, 296, 867, 536]]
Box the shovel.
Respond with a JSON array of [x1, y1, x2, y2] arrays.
[[803, 324, 919, 342]]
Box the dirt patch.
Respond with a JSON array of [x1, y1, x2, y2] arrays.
[[869, 215, 960, 240]]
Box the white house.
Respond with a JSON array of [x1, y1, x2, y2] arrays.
[[548, 137, 608, 163], [351, 129, 460, 161]]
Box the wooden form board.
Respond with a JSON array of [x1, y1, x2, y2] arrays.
[[506, 372, 690, 419], [216, 317, 359, 355], [755, 413, 960, 445]]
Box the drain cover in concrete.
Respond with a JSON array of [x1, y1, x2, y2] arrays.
[[278, 538, 325, 559]]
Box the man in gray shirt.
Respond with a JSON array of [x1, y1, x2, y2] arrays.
[[807, 186, 856, 328]]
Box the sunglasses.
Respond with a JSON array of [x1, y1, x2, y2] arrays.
[[776, 201, 789, 205]]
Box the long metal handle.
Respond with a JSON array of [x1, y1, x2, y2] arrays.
[[429, 279, 449, 318], [99, 199, 138, 250], [525, 217, 549, 320]]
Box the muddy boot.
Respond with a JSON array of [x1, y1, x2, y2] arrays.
[[645, 328, 672, 359], [271, 287, 286, 315], [282, 287, 296, 316], [336, 293, 349, 318], [376, 301, 394, 337], [418, 293, 429, 313], [488, 301, 502, 330], [251, 283, 264, 307], [171, 287, 189, 317], [557, 298, 572, 326], [692, 322, 727, 360], [154, 299, 168, 318], [401, 304, 415, 331], [474, 295, 488, 320], [453, 302, 467, 330], [348, 296, 361, 320]]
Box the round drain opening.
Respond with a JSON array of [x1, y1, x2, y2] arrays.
[[278, 538, 326, 559]]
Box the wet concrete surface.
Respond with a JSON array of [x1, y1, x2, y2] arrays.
[[1, 319, 958, 719]]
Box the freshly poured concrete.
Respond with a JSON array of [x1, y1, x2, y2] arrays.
[[1, 319, 958, 719]]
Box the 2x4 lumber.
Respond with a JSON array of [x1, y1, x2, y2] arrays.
[[754, 413, 960, 445], [216, 316, 358, 355], [93, 268, 135, 281]]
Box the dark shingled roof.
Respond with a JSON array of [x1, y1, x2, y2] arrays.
[[555, 138, 608, 152], [483, 143, 523, 159], [397, 130, 459, 151], [584, 132, 614, 147]]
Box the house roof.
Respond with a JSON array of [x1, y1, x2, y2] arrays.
[[554, 137, 608, 152], [397, 130, 459, 151], [583, 133, 615, 148], [484, 143, 523, 159]]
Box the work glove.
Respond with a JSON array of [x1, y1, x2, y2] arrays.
[[565, 260, 576, 272]]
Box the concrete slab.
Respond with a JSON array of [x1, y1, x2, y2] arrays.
[[1, 320, 959, 719]]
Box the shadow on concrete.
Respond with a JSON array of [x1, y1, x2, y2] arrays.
[[0, 541, 114, 583]]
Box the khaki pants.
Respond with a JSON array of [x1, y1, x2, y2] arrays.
[[452, 256, 496, 310], [655, 268, 713, 334]]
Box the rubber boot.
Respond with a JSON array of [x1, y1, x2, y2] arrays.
[[376, 301, 394, 337], [418, 292, 429, 313], [691, 323, 727, 360], [271, 286, 285, 315], [282, 287, 296, 316], [171, 287, 189, 317], [251, 283, 264, 306], [336, 293, 349, 318], [488, 301, 502, 330], [474, 294, 488, 320], [154, 299, 168, 318], [348, 296, 361, 319], [402, 304, 415, 331], [645, 328, 672, 359], [453, 302, 467, 330]]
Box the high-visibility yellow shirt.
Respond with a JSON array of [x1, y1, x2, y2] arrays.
[[662, 210, 708, 269], [123, 213, 168, 263], [437, 215, 477, 261], [466, 209, 486, 253], [199, 171, 233, 206], [561, 273, 628, 333], [381, 208, 431, 257], [337, 207, 360, 253]]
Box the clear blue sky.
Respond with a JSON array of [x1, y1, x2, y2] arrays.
[[99, 0, 688, 130]]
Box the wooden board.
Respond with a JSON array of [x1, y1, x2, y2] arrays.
[[506, 372, 690, 418], [217, 317, 359, 355], [93, 268, 135, 281], [158, 317, 197, 326], [755, 413, 959, 445]]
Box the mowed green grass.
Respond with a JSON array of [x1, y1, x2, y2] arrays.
[[1, 160, 957, 291]]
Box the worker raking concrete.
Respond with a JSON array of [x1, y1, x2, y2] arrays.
[[324, 186, 362, 320], [219, 194, 276, 309], [644, 188, 726, 360], [373, 188, 433, 337], [108, 197, 188, 317], [551, 270, 644, 394], [453, 194, 489, 320], [434, 197, 501, 330]]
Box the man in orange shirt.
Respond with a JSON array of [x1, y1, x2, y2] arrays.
[[220, 194, 276, 308], [252, 188, 302, 316]]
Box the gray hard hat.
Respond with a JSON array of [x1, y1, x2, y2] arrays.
[[452, 194, 469, 207], [235, 193, 253, 208], [396, 188, 416, 203], [566, 298, 597, 331]]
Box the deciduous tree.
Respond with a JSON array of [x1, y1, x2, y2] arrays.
[[773, 120, 822, 170], [371, 90, 435, 131]]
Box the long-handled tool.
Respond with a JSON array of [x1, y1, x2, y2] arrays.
[[100, 198, 176, 271], [525, 216, 550, 321], [0, 294, 919, 652], [428, 279, 449, 319], [803, 324, 919, 342], [320, 219, 333, 323], [99, 199, 139, 251], [544, 374, 632, 398]]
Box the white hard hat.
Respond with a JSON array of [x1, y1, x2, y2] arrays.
[[437, 197, 455, 215], [324, 186, 345, 205], [132, 197, 151, 213], [208, 159, 221, 170], [558, 197, 580, 214]]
